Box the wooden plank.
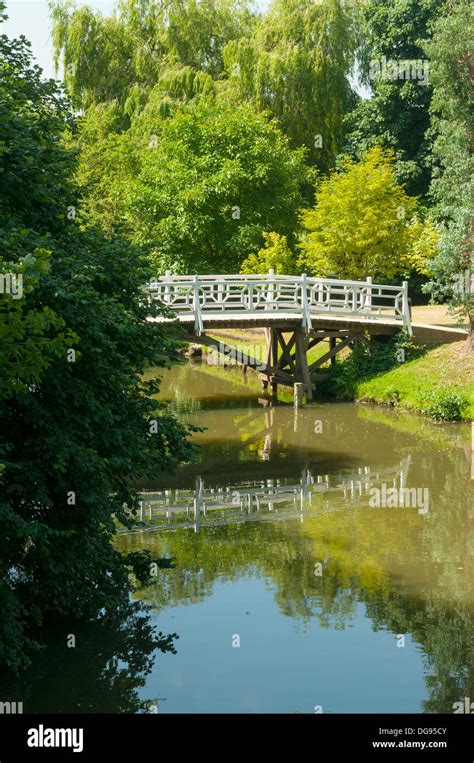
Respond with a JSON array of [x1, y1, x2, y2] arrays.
[[275, 329, 297, 374], [306, 336, 325, 352], [308, 333, 356, 372], [309, 330, 351, 338], [295, 329, 314, 402], [193, 333, 273, 376]]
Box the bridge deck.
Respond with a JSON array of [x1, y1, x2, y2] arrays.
[[148, 314, 467, 343], [146, 273, 412, 335], [148, 311, 405, 334]]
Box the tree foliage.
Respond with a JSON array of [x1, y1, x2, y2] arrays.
[[80, 98, 308, 273], [51, 0, 362, 173], [240, 231, 297, 275], [422, 0, 474, 339], [0, 10, 192, 671], [50, 0, 257, 122], [345, 0, 444, 197], [299, 148, 436, 280], [224, 0, 362, 171]]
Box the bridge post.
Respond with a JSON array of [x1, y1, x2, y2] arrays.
[[164, 270, 172, 303], [301, 273, 312, 331], [295, 328, 313, 402], [263, 327, 279, 396], [402, 280, 412, 335], [193, 274, 203, 335], [294, 382, 304, 408], [267, 268, 275, 308], [366, 276, 372, 310]]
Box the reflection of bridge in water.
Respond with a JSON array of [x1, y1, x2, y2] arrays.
[[122, 457, 412, 533]]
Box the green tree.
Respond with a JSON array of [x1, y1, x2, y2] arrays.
[[50, 0, 257, 121], [240, 232, 297, 274], [422, 0, 474, 347], [0, 7, 192, 671], [223, 0, 362, 171], [89, 99, 308, 273], [345, 0, 444, 197], [299, 147, 435, 280]]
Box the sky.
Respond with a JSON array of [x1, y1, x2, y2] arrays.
[[3, 1, 123, 79], [1, 0, 271, 80]]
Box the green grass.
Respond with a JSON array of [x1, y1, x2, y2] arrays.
[[354, 342, 473, 420]]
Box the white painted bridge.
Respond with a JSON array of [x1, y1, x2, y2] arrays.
[[146, 272, 412, 335], [145, 272, 414, 401]]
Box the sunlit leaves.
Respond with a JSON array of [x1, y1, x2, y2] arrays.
[[90, 99, 309, 273], [299, 147, 434, 280]]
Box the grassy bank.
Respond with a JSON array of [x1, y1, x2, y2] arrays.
[[324, 338, 473, 421]]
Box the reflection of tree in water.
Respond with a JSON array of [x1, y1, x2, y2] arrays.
[[121, 441, 473, 712], [0, 600, 177, 713], [363, 454, 474, 714]]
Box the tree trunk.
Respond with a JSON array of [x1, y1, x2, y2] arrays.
[[466, 313, 474, 353]]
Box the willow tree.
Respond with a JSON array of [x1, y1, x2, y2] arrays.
[[50, 0, 257, 122], [223, 0, 362, 171]]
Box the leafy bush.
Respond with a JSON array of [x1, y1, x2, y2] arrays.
[[418, 390, 468, 422], [382, 385, 401, 407]]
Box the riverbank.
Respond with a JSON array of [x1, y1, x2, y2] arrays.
[[323, 339, 473, 421]]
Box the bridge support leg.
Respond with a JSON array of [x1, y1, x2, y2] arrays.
[[295, 328, 313, 402], [261, 327, 315, 401], [264, 328, 279, 397]]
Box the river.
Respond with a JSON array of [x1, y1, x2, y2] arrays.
[[7, 359, 472, 714], [118, 360, 473, 714]]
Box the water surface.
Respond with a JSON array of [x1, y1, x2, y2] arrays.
[[119, 361, 473, 714], [6, 360, 471, 714]]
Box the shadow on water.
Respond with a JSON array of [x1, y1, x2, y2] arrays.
[[0, 600, 178, 713]]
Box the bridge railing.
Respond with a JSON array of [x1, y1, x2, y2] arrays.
[[146, 272, 411, 335]]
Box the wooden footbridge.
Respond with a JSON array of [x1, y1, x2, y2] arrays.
[[147, 272, 413, 401]]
